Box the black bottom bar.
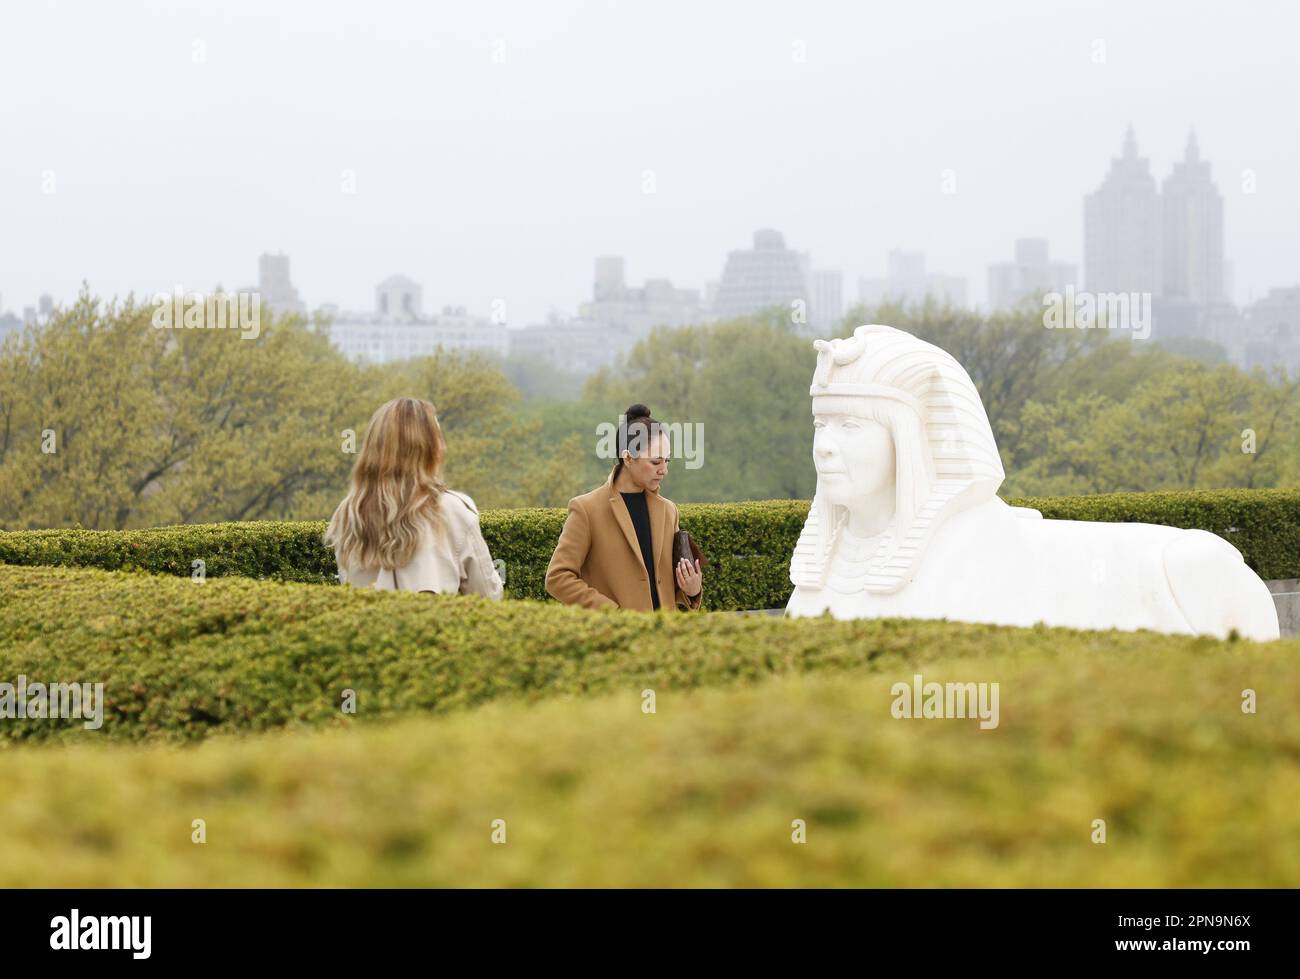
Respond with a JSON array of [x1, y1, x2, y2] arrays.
[[0, 888, 1281, 966]]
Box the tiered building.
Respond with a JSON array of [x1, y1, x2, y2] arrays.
[[1160, 131, 1225, 305], [1084, 127, 1163, 299], [258, 253, 307, 318], [713, 229, 811, 321], [1084, 127, 1234, 344]]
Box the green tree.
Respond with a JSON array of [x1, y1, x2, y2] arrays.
[[0, 290, 373, 528], [1004, 361, 1299, 495]]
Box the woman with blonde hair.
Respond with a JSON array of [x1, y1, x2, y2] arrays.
[[325, 397, 503, 598]]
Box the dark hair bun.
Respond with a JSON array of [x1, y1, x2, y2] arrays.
[[625, 403, 651, 419]]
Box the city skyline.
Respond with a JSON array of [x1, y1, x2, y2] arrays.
[[3, 1, 1297, 326], [0, 121, 1263, 324], [0, 125, 1277, 331]]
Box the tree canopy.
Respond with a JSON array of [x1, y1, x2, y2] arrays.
[[1, 291, 1294, 529]]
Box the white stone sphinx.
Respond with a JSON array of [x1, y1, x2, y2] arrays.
[[785, 324, 1281, 640]]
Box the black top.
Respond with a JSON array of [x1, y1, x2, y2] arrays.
[[620, 491, 661, 610]]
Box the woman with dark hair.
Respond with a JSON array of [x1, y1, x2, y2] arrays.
[[325, 397, 503, 598], [546, 404, 703, 611]]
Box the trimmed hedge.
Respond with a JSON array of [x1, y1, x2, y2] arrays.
[[1013, 488, 1300, 582], [6, 656, 1300, 886], [3, 562, 1293, 746], [0, 500, 807, 610], [0, 489, 1295, 610], [0, 521, 340, 583]]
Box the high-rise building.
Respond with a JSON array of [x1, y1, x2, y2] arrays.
[[593, 256, 626, 301], [375, 275, 422, 320], [0, 294, 20, 340], [1084, 127, 1162, 298], [858, 250, 966, 309], [258, 253, 306, 317], [1161, 131, 1225, 305], [987, 239, 1077, 310], [713, 229, 810, 320], [703, 280, 720, 310], [1243, 287, 1300, 374], [809, 268, 844, 331]]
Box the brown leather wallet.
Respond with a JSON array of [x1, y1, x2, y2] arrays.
[[672, 529, 707, 569]]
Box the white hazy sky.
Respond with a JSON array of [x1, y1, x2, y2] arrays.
[[2, 0, 1297, 323]]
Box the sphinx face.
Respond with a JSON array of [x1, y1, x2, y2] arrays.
[[812, 411, 895, 510]]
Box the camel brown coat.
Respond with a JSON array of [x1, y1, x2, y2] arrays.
[[545, 476, 703, 611]]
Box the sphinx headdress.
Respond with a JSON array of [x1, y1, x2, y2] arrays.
[[789, 324, 1004, 594]]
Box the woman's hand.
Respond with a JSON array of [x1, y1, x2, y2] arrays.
[[675, 557, 702, 598]]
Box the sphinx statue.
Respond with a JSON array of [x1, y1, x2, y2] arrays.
[[785, 324, 1281, 640]]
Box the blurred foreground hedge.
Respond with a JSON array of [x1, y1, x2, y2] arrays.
[[4, 655, 1299, 886], [0, 489, 1296, 610]]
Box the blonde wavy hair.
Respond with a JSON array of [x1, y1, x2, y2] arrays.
[[325, 397, 447, 571]]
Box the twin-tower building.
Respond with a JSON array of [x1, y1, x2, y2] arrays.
[[1084, 126, 1226, 307]]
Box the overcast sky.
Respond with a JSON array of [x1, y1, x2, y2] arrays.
[[2, 0, 1297, 323]]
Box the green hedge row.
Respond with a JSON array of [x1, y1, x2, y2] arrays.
[[4, 562, 1288, 746], [1013, 488, 1300, 581], [0, 489, 1295, 610], [0, 500, 807, 610]]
